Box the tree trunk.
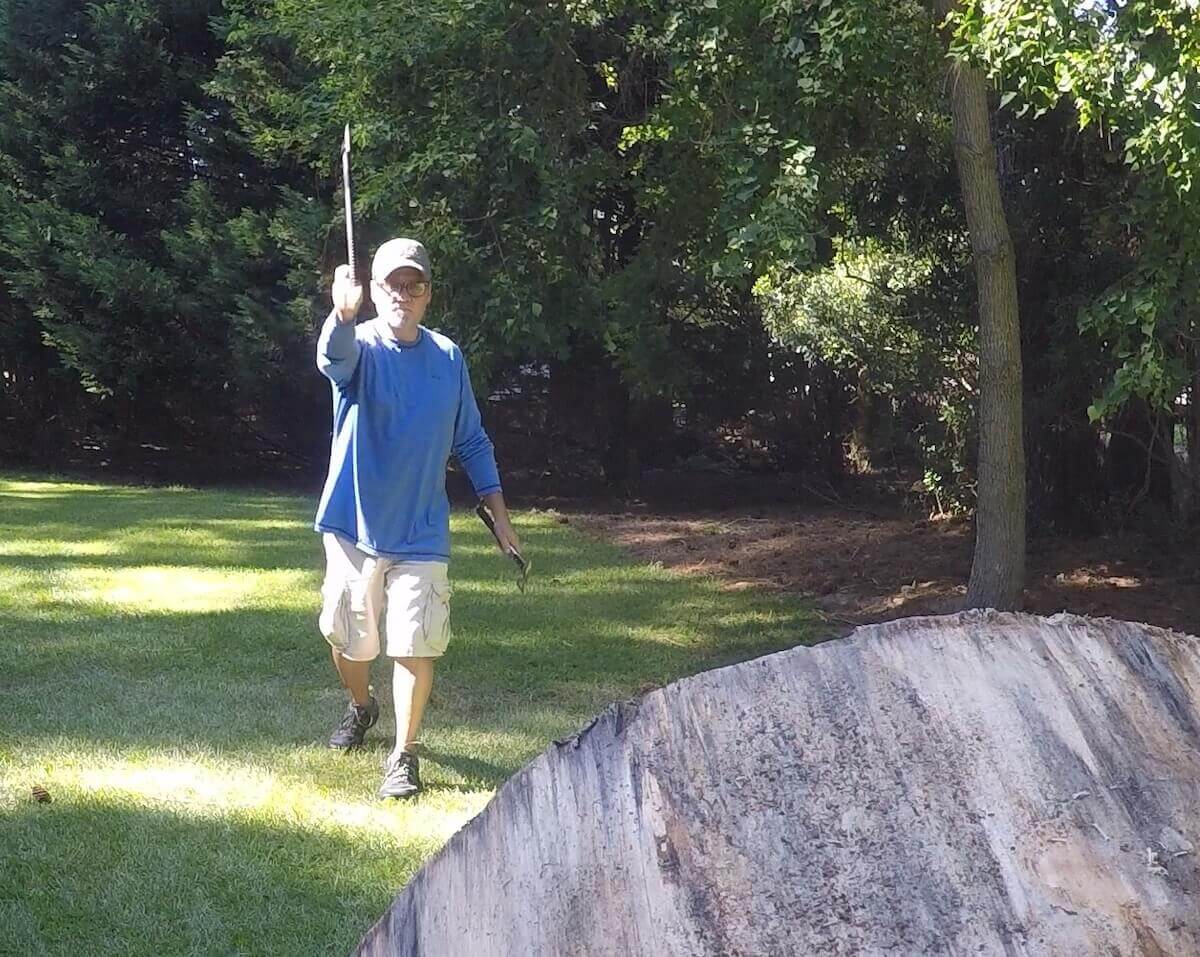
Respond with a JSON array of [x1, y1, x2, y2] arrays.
[[822, 361, 846, 478], [356, 611, 1200, 956], [1106, 400, 1173, 512], [849, 365, 872, 472], [1186, 342, 1200, 522], [935, 0, 1026, 609], [601, 369, 638, 493]]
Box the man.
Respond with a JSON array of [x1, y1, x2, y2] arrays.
[[314, 237, 520, 800]]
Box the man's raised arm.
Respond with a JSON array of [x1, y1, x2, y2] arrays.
[[316, 263, 364, 388]]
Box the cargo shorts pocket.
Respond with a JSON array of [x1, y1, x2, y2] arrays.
[[318, 573, 379, 660], [421, 579, 453, 656], [318, 580, 350, 645]]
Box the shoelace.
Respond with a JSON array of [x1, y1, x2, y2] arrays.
[[339, 705, 370, 733]]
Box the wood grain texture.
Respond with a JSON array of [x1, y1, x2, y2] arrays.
[[356, 612, 1200, 956]]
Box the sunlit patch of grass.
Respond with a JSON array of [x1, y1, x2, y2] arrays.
[[0, 538, 119, 558], [0, 473, 818, 956], [0, 752, 491, 843], [64, 566, 316, 613]]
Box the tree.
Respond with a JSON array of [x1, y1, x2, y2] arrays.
[[934, 0, 1026, 609], [951, 0, 1200, 520], [0, 0, 316, 467]]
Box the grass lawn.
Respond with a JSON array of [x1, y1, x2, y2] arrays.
[[0, 474, 819, 956]]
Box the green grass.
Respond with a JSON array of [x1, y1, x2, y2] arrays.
[[0, 474, 819, 956]]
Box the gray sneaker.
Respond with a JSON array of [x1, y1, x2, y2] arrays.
[[379, 751, 421, 799], [327, 696, 379, 750]]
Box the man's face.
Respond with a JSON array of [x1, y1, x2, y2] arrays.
[[371, 266, 431, 326]]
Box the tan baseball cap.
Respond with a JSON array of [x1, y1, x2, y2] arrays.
[[371, 237, 432, 282]]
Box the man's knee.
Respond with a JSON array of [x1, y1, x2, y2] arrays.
[[390, 655, 436, 670]]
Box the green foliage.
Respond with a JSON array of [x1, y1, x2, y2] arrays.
[[950, 0, 1200, 423], [0, 0, 313, 450], [757, 234, 978, 510], [757, 239, 941, 393], [748, 2, 982, 507], [0, 0, 987, 485], [2, 0, 1182, 526], [1077, 243, 1197, 422], [211, 0, 887, 394], [950, 0, 1200, 190]]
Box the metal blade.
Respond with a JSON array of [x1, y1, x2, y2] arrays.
[[510, 550, 530, 593], [341, 123, 356, 284]]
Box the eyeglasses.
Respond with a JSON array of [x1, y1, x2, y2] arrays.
[[375, 278, 430, 299]]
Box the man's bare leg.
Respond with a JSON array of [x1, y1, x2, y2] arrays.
[[331, 647, 372, 706], [327, 648, 379, 751], [390, 656, 434, 759]]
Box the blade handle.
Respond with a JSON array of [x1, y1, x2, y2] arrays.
[[475, 502, 528, 572]]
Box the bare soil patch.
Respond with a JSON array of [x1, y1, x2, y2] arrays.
[[565, 504, 1200, 638]]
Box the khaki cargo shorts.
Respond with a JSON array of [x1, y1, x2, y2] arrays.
[[318, 533, 452, 661]]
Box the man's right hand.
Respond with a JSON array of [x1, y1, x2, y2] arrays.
[[332, 264, 363, 324]]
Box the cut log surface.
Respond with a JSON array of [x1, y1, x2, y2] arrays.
[[356, 612, 1200, 956]]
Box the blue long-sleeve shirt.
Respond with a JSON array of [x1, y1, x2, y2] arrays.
[[313, 312, 501, 561]]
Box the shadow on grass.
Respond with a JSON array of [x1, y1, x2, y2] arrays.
[[0, 795, 421, 957], [1, 584, 810, 780], [2, 478, 818, 778]]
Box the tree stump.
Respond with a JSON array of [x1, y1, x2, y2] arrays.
[[355, 611, 1200, 956]]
